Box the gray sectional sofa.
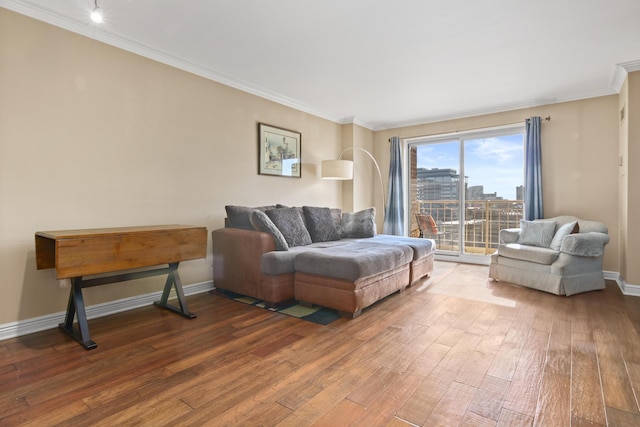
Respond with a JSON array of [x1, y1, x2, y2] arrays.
[[212, 205, 435, 317]]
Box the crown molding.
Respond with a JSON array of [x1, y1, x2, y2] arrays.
[[369, 86, 618, 131], [0, 0, 346, 125], [619, 59, 640, 73], [610, 60, 640, 92], [3, 1, 639, 134]]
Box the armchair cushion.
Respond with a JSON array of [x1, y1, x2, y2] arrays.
[[499, 228, 521, 244], [498, 243, 560, 265], [549, 220, 578, 251], [518, 220, 556, 248]]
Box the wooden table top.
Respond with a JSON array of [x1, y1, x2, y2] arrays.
[[35, 224, 208, 278], [35, 224, 203, 240]]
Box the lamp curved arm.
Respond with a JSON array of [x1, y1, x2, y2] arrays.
[[339, 147, 386, 211]]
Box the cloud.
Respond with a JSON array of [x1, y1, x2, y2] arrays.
[[471, 138, 523, 164]]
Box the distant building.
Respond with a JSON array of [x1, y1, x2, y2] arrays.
[[516, 185, 524, 201], [417, 168, 465, 201], [467, 185, 502, 200]]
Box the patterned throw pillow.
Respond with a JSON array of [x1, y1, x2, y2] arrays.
[[341, 208, 376, 238], [518, 220, 557, 248], [249, 210, 289, 251], [303, 206, 340, 243], [225, 205, 277, 230], [265, 207, 312, 247]]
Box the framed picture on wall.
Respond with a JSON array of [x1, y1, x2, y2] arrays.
[[258, 123, 302, 178]]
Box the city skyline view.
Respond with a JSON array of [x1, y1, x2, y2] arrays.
[[415, 134, 525, 200]]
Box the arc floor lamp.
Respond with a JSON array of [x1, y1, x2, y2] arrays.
[[321, 147, 386, 211]]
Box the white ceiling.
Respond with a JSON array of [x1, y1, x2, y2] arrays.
[[3, 0, 640, 130]]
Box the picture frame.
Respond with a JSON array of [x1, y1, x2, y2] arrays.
[[258, 123, 302, 178]]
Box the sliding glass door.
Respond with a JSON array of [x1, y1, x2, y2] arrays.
[[408, 125, 524, 261]]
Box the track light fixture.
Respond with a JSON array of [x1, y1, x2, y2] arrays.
[[90, 0, 103, 23]]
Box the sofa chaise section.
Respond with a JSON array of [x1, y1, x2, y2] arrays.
[[294, 241, 413, 318]]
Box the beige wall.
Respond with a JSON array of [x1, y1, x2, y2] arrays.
[[619, 79, 629, 282], [340, 124, 378, 217], [374, 97, 621, 272], [0, 9, 344, 324], [623, 72, 640, 284]]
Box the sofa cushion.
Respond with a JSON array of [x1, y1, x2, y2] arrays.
[[303, 206, 341, 243], [369, 234, 435, 260], [250, 210, 289, 251], [498, 243, 559, 265], [266, 207, 312, 247], [518, 220, 556, 248], [225, 205, 277, 230], [341, 208, 376, 238], [331, 208, 343, 236], [549, 220, 578, 251], [260, 240, 355, 275], [294, 241, 412, 282]]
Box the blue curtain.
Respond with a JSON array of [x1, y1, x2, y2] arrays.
[[383, 137, 404, 235], [524, 116, 543, 220]]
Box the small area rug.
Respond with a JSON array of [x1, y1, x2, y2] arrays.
[[210, 288, 340, 326]]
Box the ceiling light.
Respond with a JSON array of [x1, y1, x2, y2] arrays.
[[90, 0, 103, 23]]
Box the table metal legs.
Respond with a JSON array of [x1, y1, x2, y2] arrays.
[[59, 277, 96, 350], [153, 263, 197, 319], [59, 262, 196, 350]]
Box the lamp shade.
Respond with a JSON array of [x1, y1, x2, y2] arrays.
[[321, 159, 353, 180]]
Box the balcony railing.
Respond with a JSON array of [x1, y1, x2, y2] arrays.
[[411, 199, 523, 255]]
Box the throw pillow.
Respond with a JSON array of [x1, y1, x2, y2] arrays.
[[265, 207, 312, 247], [341, 208, 376, 238], [518, 219, 557, 248], [225, 205, 277, 230], [249, 210, 289, 251], [549, 220, 578, 251], [330, 208, 342, 236], [303, 206, 341, 242]]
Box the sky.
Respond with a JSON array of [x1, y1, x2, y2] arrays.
[[415, 134, 524, 200]]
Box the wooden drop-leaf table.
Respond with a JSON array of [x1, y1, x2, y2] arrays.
[[35, 225, 207, 350]]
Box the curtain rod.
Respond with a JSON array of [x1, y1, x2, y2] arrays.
[[391, 116, 551, 142], [491, 115, 551, 129], [511, 116, 552, 126]]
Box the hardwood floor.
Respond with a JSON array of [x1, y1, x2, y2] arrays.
[[2, 261, 640, 426]]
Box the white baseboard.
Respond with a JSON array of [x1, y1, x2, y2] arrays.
[[605, 271, 640, 297], [0, 280, 214, 342]]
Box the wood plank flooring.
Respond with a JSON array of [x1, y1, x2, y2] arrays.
[[2, 261, 640, 426]]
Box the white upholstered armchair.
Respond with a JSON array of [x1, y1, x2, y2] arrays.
[[489, 215, 609, 296]]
